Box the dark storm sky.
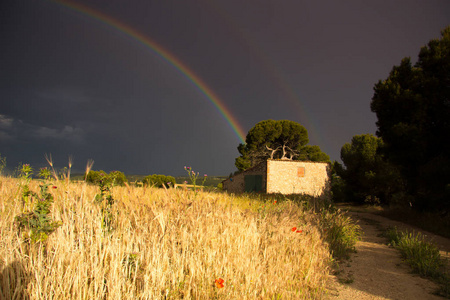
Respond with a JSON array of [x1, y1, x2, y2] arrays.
[[1, 0, 449, 176]]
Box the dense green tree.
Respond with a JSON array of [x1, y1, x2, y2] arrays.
[[235, 120, 329, 171], [371, 27, 450, 210], [330, 161, 346, 203], [299, 145, 331, 162], [339, 134, 403, 205]]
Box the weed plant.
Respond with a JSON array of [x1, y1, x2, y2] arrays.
[[94, 172, 116, 233], [184, 166, 207, 196], [14, 164, 62, 244], [0, 153, 6, 175]]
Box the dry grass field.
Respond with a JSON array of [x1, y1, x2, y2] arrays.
[[0, 176, 339, 299]]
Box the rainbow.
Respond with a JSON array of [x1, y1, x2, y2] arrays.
[[204, 1, 323, 148], [49, 0, 246, 143]]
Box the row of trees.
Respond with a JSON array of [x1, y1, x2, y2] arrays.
[[336, 27, 450, 211], [235, 27, 449, 212]]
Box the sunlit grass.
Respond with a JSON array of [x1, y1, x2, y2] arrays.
[[0, 176, 341, 299]]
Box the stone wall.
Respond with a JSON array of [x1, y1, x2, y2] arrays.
[[222, 162, 267, 193], [266, 160, 330, 196], [222, 159, 330, 196]]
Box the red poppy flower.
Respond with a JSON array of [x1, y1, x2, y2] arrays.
[[273, 200, 277, 204], [291, 227, 297, 232], [215, 278, 224, 288], [52, 186, 57, 189], [296, 230, 303, 233]]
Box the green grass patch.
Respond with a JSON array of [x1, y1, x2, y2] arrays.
[[385, 227, 450, 298], [319, 207, 362, 260]]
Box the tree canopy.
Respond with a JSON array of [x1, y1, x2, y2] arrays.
[[235, 119, 329, 171], [338, 134, 402, 205], [370, 26, 450, 210]]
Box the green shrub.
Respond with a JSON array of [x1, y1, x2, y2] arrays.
[[14, 164, 62, 244], [319, 207, 361, 260], [0, 153, 6, 176], [142, 174, 176, 188], [385, 227, 443, 277], [385, 227, 449, 297], [86, 170, 104, 184], [15, 183, 62, 243], [86, 170, 127, 186], [109, 170, 128, 186], [94, 172, 116, 233]]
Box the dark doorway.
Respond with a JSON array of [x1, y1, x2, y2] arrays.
[[244, 175, 263, 192]]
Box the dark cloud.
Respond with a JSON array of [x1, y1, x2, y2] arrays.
[[1, 0, 449, 176]]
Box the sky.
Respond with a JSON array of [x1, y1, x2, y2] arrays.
[[1, 0, 449, 176]]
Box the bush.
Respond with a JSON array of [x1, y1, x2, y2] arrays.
[[85, 170, 104, 184], [385, 227, 450, 297], [142, 174, 176, 188], [319, 207, 362, 260], [385, 227, 443, 277], [109, 170, 127, 186], [86, 170, 128, 186]]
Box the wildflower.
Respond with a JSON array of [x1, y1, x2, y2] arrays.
[[204, 174, 207, 177], [215, 278, 224, 288], [291, 227, 297, 232], [296, 229, 303, 233], [52, 186, 57, 189], [273, 200, 277, 204]]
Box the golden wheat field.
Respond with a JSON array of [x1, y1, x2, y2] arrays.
[[0, 176, 333, 299]]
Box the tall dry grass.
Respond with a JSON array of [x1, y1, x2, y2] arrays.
[[0, 177, 331, 299]]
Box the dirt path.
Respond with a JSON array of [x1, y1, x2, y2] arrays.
[[326, 211, 450, 300]]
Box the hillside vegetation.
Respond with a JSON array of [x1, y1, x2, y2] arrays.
[[0, 176, 359, 299]]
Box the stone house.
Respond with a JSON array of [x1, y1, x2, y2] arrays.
[[222, 159, 330, 197]]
